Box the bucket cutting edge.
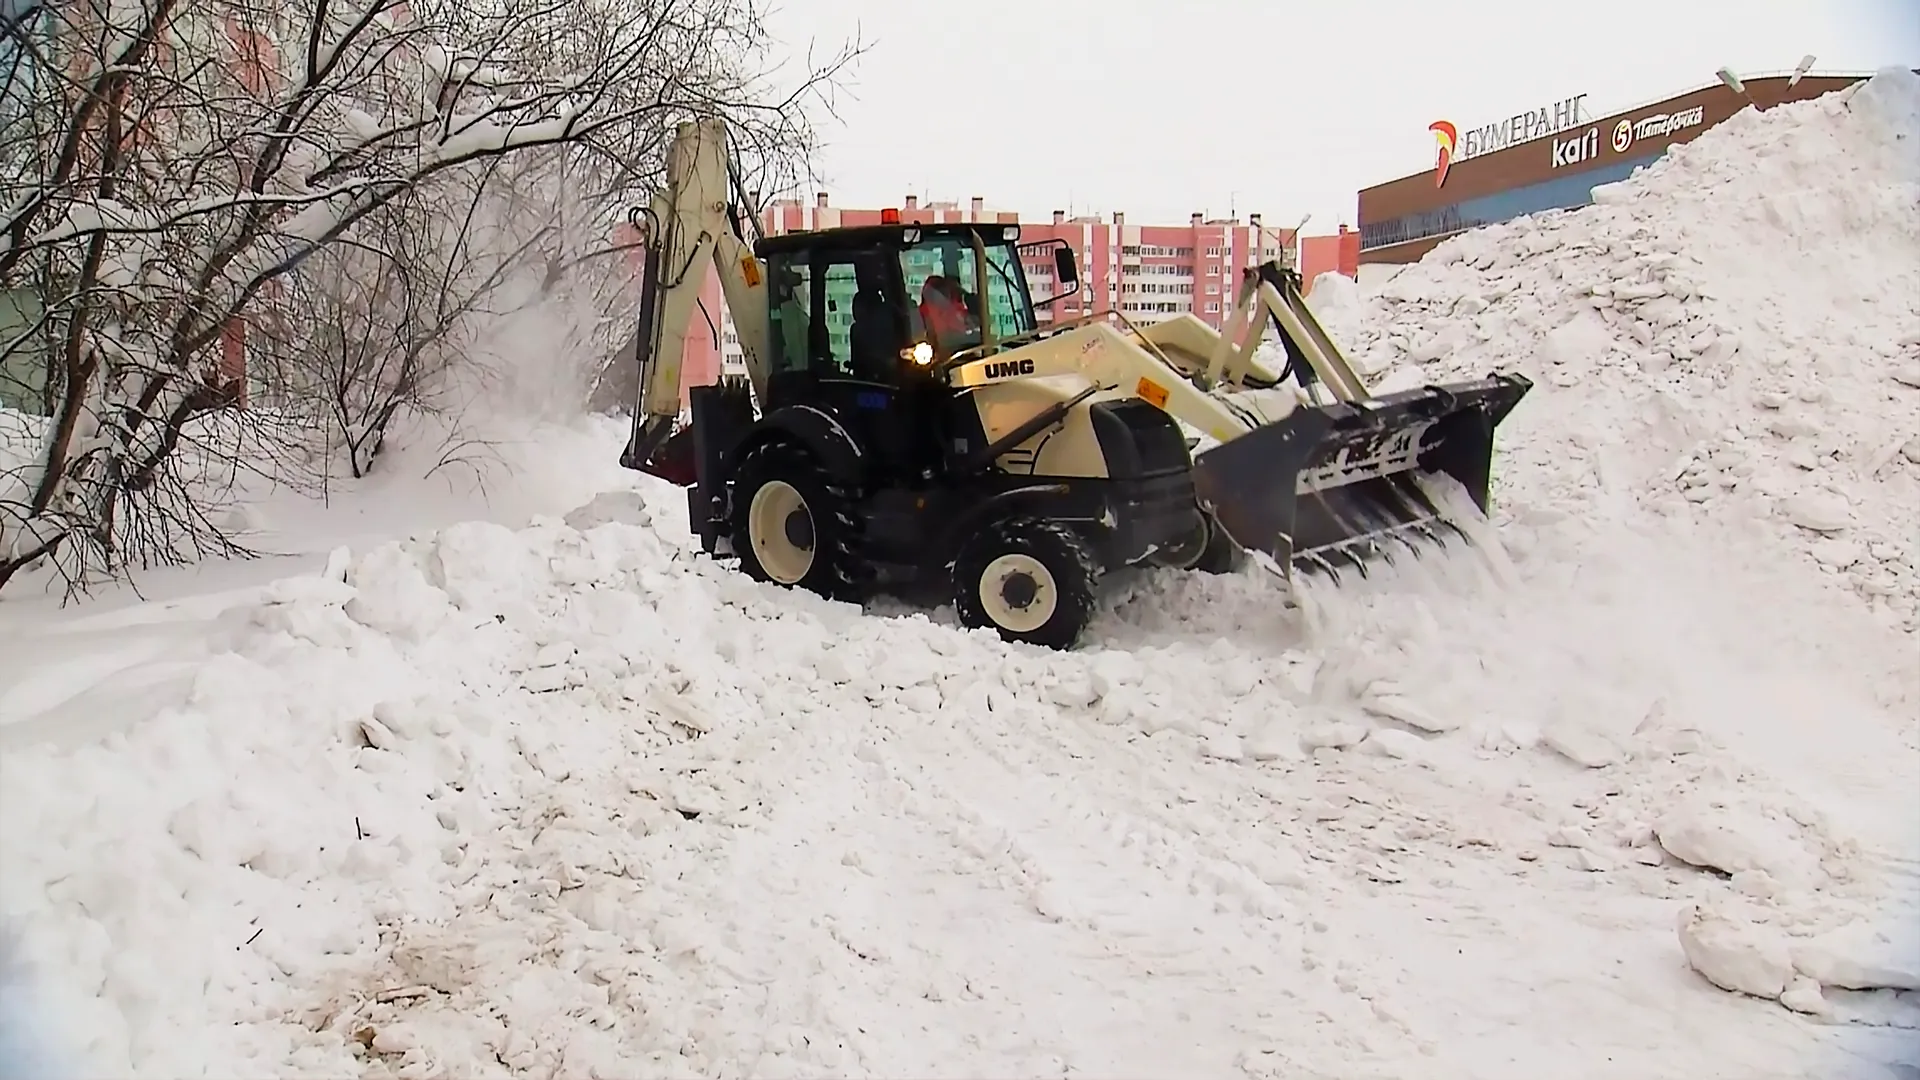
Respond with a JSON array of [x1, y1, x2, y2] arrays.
[[1191, 373, 1533, 569]]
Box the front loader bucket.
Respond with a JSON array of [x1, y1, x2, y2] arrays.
[[1191, 373, 1533, 576]]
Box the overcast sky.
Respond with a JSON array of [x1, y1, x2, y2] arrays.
[[765, 0, 1919, 233]]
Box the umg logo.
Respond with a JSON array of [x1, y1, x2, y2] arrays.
[[980, 357, 1036, 380]]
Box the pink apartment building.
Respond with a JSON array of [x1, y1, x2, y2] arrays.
[[666, 194, 1361, 400]]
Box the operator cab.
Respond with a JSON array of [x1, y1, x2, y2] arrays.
[[753, 223, 1075, 387], [748, 223, 1066, 485]]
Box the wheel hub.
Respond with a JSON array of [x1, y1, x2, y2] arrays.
[[977, 552, 1058, 635], [999, 571, 1039, 610], [784, 507, 814, 551], [746, 480, 818, 586]]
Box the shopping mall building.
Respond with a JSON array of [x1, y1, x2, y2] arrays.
[[1356, 70, 1879, 273]]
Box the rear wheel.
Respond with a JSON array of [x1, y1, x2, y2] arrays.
[[953, 517, 1101, 650], [728, 440, 862, 599]]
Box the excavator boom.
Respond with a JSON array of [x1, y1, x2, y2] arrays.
[[617, 117, 772, 480]]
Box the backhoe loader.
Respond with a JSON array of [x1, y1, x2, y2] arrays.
[[615, 117, 1532, 650]]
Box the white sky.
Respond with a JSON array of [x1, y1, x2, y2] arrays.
[[764, 0, 1919, 232]]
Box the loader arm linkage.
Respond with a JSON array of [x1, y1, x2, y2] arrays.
[[944, 262, 1369, 443], [944, 260, 1533, 573]]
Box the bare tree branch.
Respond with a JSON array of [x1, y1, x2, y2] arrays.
[[0, 0, 862, 594]]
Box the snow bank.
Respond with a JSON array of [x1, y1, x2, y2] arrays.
[[0, 508, 1339, 1076], [1321, 67, 1920, 634], [1316, 66, 1920, 1021], [4, 483, 1915, 1075]]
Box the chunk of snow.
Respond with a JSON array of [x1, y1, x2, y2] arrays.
[[1654, 804, 1820, 885], [1362, 694, 1457, 733], [1540, 722, 1625, 768], [1790, 924, 1920, 991], [1677, 902, 1794, 999]]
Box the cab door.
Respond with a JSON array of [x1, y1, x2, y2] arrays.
[[824, 250, 927, 484]]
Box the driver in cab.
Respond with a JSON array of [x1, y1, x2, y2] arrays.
[[918, 274, 978, 361]]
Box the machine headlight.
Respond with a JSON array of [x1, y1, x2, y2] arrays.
[[908, 341, 933, 366]]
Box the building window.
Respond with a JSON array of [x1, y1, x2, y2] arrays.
[[1361, 151, 1662, 251], [1204, 302, 1219, 313], [1205, 284, 1218, 295]]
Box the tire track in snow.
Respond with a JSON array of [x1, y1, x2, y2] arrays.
[[861, 696, 1440, 1075], [1080, 545, 1910, 1076]]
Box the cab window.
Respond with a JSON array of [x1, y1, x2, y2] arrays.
[[898, 235, 1036, 359], [821, 260, 859, 374], [900, 236, 982, 357], [981, 242, 1035, 340], [765, 254, 811, 374]]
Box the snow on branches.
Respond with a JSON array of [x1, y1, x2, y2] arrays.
[[0, 0, 854, 592]]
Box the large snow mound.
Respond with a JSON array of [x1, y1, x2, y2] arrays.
[[1320, 66, 1920, 634], [7, 500, 1918, 1078], [1316, 66, 1920, 1027]]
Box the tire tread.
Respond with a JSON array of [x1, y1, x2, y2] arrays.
[[727, 438, 868, 600], [953, 515, 1102, 650]]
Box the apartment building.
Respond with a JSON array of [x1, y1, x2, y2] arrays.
[[1, 0, 284, 412], [673, 195, 1359, 391]]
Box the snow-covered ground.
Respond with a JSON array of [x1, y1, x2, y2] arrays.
[[2, 69, 1918, 1080]]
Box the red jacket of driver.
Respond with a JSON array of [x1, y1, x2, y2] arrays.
[[919, 275, 975, 351]]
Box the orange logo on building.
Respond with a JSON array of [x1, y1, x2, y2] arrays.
[[1428, 121, 1459, 188]]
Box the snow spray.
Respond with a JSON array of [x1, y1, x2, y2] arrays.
[[0, 928, 71, 1080]]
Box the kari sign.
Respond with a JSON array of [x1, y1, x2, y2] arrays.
[[1552, 102, 1709, 170], [1550, 127, 1600, 168]]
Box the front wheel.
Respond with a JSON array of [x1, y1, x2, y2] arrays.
[[1150, 510, 1246, 574], [1191, 511, 1248, 575], [952, 517, 1101, 650]]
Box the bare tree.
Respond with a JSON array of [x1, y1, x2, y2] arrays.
[[247, 178, 534, 479], [0, 0, 856, 594]]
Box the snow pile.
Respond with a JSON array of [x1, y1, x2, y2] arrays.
[[3, 478, 1916, 1075], [0, 510, 1352, 1077], [1311, 67, 1920, 1023], [1320, 67, 1920, 633]]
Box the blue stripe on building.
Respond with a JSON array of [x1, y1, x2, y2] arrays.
[[1360, 151, 1666, 253]]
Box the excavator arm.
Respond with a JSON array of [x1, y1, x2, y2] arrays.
[[618, 117, 773, 474]]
